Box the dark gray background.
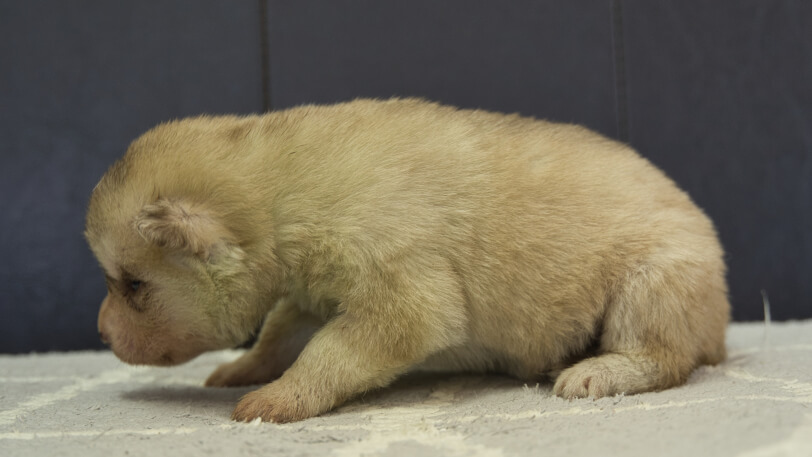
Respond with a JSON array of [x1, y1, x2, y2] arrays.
[[1, 1, 809, 353]]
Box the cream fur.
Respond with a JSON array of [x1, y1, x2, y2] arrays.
[[85, 98, 730, 422]]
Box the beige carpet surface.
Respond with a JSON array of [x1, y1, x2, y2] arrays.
[[1, 321, 811, 457]]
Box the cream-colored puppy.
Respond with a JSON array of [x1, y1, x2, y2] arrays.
[[85, 98, 729, 423]]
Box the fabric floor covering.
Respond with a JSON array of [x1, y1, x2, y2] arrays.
[[1, 321, 810, 457]]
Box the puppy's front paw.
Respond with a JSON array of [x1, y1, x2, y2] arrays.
[[205, 354, 281, 388], [231, 379, 326, 423]]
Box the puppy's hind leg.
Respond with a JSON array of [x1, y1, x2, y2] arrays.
[[554, 259, 728, 399]]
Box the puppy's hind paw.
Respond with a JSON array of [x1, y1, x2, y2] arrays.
[[553, 353, 674, 400], [553, 357, 621, 400]]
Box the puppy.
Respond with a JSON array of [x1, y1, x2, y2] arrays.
[[85, 98, 729, 423]]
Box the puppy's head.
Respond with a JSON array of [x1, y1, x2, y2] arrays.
[[86, 186, 258, 366]]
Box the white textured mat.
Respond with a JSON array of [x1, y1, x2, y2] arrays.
[[1, 321, 811, 457]]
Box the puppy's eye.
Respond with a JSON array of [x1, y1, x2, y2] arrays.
[[129, 280, 142, 293]]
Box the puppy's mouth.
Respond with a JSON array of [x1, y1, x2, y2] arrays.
[[123, 351, 195, 367], [109, 344, 186, 367], [152, 348, 204, 367]]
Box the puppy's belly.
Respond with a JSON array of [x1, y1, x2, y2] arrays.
[[416, 344, 504, 374], [415, 340, 573, 380]]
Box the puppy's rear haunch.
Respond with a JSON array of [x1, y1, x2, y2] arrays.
[[85, 98, 729, 423]]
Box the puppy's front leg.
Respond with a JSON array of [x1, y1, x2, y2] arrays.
[[206, 298, 320, 387], [232, 265, 466, 423]]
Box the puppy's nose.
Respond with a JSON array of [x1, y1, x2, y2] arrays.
[[99, 331, 109, 345]]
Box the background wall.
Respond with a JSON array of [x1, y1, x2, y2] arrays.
[[1, 0, 809, 353]]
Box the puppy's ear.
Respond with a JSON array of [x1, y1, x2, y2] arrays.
[[134, 199, 237, 261]]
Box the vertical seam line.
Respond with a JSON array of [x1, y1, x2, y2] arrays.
[[611, 0, 630, 143], [259, 0, 272, 111]]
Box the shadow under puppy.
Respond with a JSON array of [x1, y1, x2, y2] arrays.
[[85, 98, 730, 423]]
